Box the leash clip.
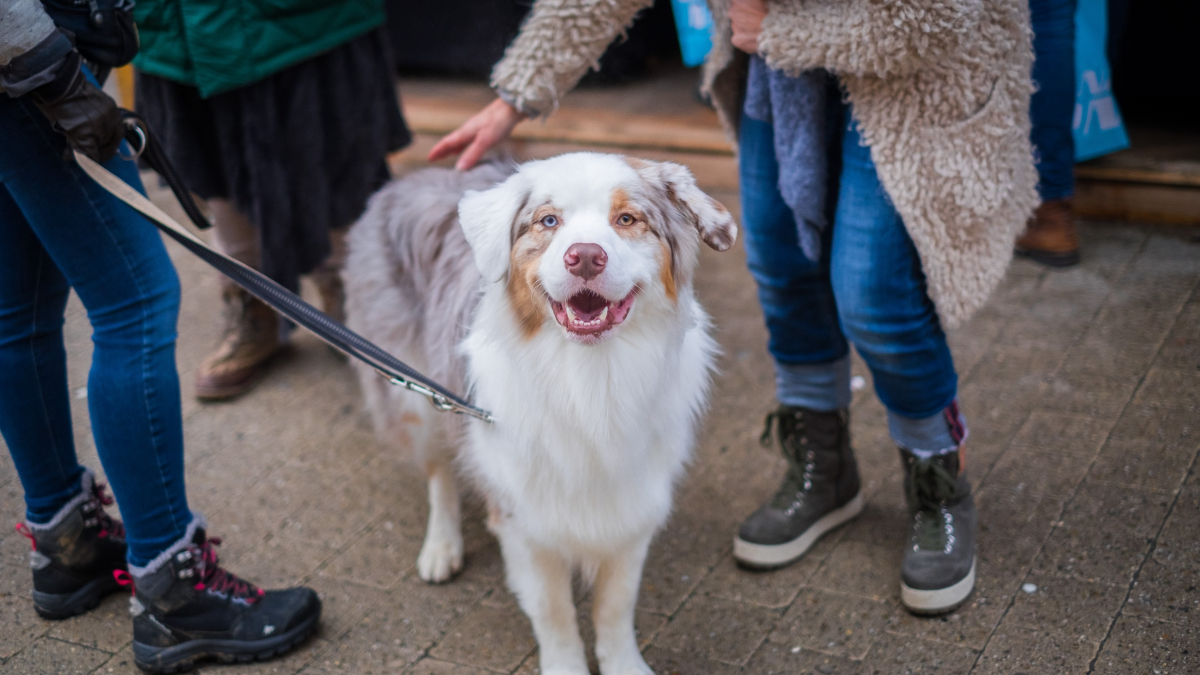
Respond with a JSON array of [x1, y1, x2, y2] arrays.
[[119, 118, 147, 161], [376, 371, 495, 424]]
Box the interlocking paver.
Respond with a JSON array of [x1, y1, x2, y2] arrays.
[[0, 562, 51, 660], [1090, 614, 1199, 675], [745, 641, 863, 675], [859, 632, 978, 675], [806, 541, 902, 605], [767, 590, 891, 660], [46, 592, 131, 654], [1035, 481, 1174, 584], [1004, 571, 1128, 643], [641, 645, 743, 675], [972, 626, 1100, 675], [427, 600, 535, 673], [652, 594, 779, 665], [1, 637, 109, 674]]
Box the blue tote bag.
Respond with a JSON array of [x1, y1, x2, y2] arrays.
[[1074, 0, 1130, 161], [670, 0, 714, 67]]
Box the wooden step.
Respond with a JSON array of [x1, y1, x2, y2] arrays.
[[1075, 128, 1200, 224]]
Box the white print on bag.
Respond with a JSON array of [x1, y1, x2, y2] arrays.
[[1074, 70, 1123, 134]]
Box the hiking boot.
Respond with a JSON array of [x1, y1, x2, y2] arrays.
[[129, 524, 321, 673], [734, 406, 864, 569], [899, 447, 977, 615], [194, 286, 283, 400], [17, 469, 127, 620], [1015, 198, 1080, 267]]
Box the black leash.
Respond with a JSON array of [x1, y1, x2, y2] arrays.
[[74, 112, 493, 423]]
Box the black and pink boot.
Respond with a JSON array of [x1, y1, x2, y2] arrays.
[[128, 517, 321, 673], [17, 469, 128, 620]]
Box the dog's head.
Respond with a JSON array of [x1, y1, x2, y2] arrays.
[[458, 153, 737, 344]]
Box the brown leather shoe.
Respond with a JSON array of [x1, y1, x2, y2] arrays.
[[195, 286, 283, 400], [1015, 199, 1080, 267]]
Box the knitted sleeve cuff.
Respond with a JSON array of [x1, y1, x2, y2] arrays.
[[0, 28, 74, 97]]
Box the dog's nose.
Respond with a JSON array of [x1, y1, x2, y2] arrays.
[[564, 243, 607, 280]]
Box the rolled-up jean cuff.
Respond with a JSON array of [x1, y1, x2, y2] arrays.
[[775, 356, 852, 412], [889, 400, 968, 456]]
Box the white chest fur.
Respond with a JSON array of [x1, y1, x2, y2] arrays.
[[461, 286, 717, 553]]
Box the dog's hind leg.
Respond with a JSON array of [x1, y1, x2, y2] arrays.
[[496, 527, 588, 675], [417, 459, 463, 583], [592, 533, 655, 675]]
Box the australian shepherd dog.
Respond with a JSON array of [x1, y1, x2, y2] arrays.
[[344, 152, 736, 675]]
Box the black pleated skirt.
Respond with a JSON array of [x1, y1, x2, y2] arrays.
[[136, 28, 411, 291]]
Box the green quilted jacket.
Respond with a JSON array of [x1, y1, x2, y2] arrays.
[[133, 0, 385, 98]]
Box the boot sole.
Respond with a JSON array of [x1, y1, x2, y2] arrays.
[[131, 609, 320, 674], [33, 575, 123, 620], [733, 491, 865, 569], [901, 558, 976, 616]]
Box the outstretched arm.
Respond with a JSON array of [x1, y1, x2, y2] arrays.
[[428, 0, 655, 170]]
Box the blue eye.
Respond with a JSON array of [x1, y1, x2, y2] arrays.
[[541, 215, 559, 228]]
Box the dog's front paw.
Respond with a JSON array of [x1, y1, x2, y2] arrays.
[[417, 536, 463, 583]]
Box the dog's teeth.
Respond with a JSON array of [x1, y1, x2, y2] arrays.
[[565, 305, 577, 323], [599, 306, 608, 322]]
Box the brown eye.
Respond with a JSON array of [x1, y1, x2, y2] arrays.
[[617, 213, 635, 226]]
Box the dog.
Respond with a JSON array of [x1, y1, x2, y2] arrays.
[[343, 152, 737, 674]]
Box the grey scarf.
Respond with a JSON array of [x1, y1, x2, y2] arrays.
[[743, 56, 837, 261]]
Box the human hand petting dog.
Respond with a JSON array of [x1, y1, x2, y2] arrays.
[[430, 0, 765, 171], [730, 0, 767, 54], [427, 97, 527, 171]]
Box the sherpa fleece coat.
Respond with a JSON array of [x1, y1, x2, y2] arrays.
[[491, 0, 1039, 329]]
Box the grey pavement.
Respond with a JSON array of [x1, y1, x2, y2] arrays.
[[1, 172, 1198, 675]]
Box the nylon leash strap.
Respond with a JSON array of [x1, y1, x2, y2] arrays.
[[73, 144, 494, 423]]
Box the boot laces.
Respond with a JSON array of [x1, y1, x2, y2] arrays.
[[761, 410, 816, 512], [906, 458, 959, 553], [183, 537, 263, 604], [82, 481, 125, 542]]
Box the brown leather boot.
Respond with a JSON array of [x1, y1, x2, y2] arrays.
[[1015, 199, 1080, 267], [194, 286, 283, 400]]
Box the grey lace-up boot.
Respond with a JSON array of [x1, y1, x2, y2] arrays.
[[899, 447, 977, 614], [734, 406, 864, 569]]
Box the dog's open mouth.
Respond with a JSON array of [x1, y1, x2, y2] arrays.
[[551, 289, 636, 337]]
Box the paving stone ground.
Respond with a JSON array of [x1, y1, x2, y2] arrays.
[[1, 162, 1198, 674]]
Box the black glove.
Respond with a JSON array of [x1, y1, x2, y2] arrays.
[[1, 29, 123, 162], [30, 50, 124, 162]]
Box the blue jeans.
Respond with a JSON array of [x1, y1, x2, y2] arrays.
[[739, 109, 962, 453], [0, 91, 193, 566], [1030, 0, 1077, 201]]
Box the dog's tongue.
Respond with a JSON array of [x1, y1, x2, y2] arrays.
[[568, 290, 607, 322]]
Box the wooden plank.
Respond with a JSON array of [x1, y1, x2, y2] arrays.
[[403, 97, 732, 156], [1075, 163, 1200, 188], [1075, 180, 1200, 225]]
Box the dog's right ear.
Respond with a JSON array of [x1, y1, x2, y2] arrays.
[[459, 177, 527, 283]]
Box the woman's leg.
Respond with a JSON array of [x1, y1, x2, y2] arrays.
[[732, 116, 863, 570], [738, 116, 850, 411], [829, 120, 960, 450], [1018, 0, 1080, 266], [0, 95, 192, 566], [1030, 0, 1078, 203], [194, 199, 283, 400], [829, 113, 975, 615], [0, 183, 86, 523]]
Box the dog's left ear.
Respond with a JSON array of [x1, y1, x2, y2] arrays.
[[645, 161, 738, 252], [459, 175, 528, 282]]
